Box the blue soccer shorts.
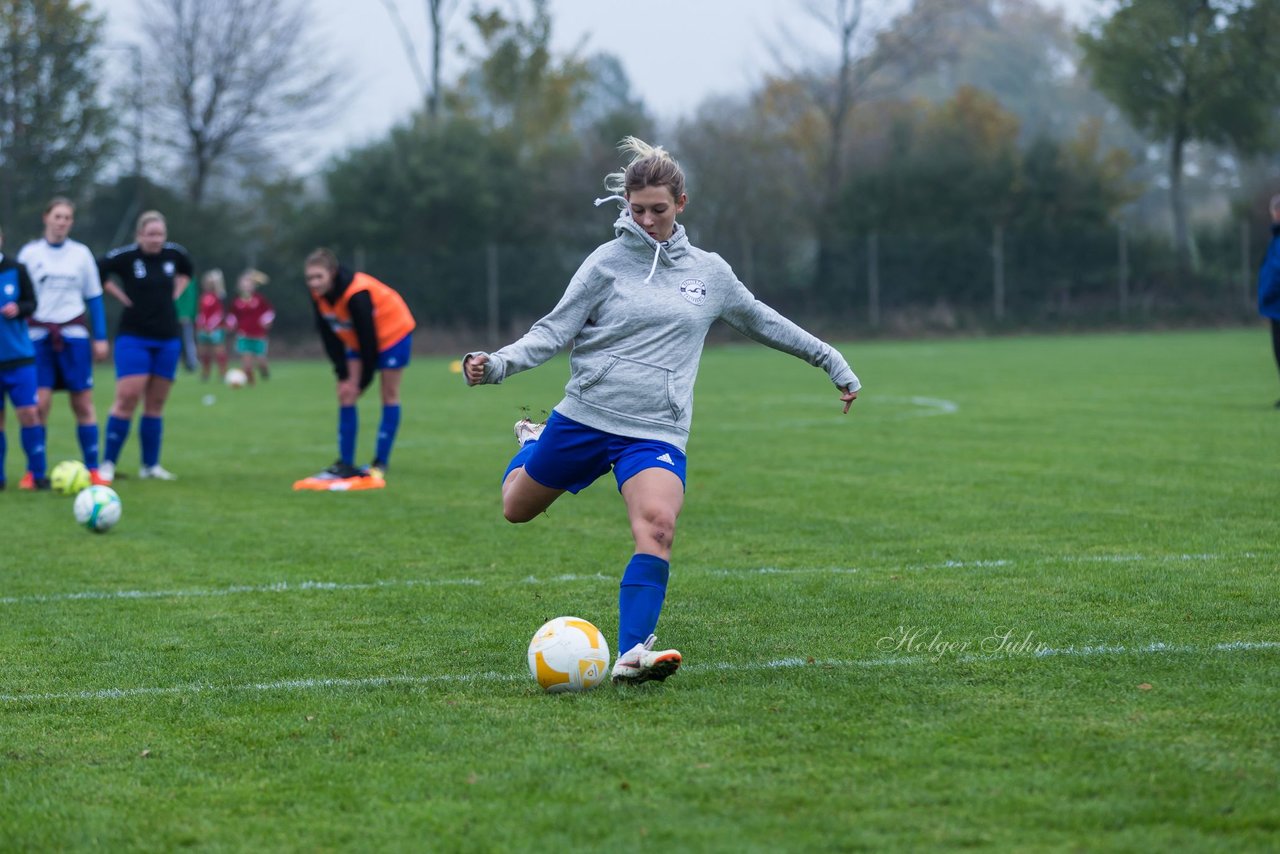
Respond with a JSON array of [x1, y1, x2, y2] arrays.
[[34, 336, 95, 392], [0, 363, 39, 409], [519, 410, 687, 494], [346, 333, 413, 371], [115, 334, 182, 381]]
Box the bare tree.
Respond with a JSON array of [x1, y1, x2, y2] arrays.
[[775, 0, 980, 291], [377, 0, 461, 119], [140, 0, 338, 206]]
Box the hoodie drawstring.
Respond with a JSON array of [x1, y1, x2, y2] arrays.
[[595, 195, 664, 283]]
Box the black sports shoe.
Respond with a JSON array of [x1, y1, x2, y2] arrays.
[[318, 461, 367, 480]]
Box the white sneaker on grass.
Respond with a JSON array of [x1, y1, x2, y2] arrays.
[[139, 464, 177, 481], [97, 460, 115, 484], [514, 418, 545, 447], [611, 634, 682, 685]]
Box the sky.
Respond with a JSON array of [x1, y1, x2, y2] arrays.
[[96, 0, 1102, 171]]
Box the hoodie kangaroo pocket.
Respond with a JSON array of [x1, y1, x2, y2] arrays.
[[577, 355, 680, 425]]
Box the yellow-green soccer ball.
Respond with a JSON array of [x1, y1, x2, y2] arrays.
[[527, 616, 610, 693], [50, 460, 91, 496]]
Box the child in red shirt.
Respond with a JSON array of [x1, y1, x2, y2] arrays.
[[227, 269, 274, 385], [196, 269, 229, 381]]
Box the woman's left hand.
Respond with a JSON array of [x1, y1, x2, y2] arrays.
[[839, 387, 859, 414]]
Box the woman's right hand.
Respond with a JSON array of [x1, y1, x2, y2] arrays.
[[463, 354, 488, 386]]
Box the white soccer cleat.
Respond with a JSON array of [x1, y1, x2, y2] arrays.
[[611, 634, 682, 685], [513, 418, 545, 447], [139, 464, 178, 481], [97, 460, 115, 484]]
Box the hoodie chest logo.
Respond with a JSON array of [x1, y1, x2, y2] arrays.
[[679, 278, 707, 306]]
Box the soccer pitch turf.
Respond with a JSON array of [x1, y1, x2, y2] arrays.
[[1, 329, 1277, 850]]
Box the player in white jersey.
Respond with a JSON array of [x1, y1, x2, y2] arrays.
[[17, 197, 110, 484]]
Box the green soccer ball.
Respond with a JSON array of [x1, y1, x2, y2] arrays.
[[50, 459, 92, 496]]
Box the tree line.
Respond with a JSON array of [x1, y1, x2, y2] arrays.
[[2, 0, 1279, 348]]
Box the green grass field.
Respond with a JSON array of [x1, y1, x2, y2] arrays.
[[2, 329, 1277, 851]]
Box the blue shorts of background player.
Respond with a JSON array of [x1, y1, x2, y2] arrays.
[[505, 411, 688, 494], [114, 334, 182, 380], [1, 363, 39, 409], [0, 363, 47, 487], [343, 333, 413, 371], [34, 336, 94, 392]]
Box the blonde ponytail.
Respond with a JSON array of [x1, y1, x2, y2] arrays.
[[604, 136, 686, 200]]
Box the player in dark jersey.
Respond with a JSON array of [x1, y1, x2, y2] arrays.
[[0, 226, 48, 490], [97, 211, 194, 482]]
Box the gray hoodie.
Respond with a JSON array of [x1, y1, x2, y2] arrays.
[[467, 202, 860, 451]]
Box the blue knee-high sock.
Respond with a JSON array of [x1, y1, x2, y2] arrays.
[[21, 424, 47, 479], [104, 414, 131, 464], [139, 415, 163, 467], [338, 405, 357, 466], [78, 423, 100, 469], [375, 404, 401, 464], [502, 438, 539, 483], [618, 553, 670, 653], [0, 432, 6, 483]]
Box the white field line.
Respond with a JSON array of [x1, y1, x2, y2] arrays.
[[1, 640, 1276, 705], [0, 577, 483, 606], [0, 552, 1268, 608]]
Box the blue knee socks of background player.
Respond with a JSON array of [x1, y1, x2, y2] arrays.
[[618, 553, 670, 653], [338, 405, 357, 465], [104, 414, 130, 464], [375, 404, 400, 464], [103, 415, 162, 468], [20, 424, 47, 478], [78, 423, 99, 469], [339, 404, 401, 468], [139, 416, 162, 467]]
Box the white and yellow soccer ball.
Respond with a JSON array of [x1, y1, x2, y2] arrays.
[[73, 484, 122, 533], [527, 616, 611, 693], [224, 368, 248, 388], [50, 459, 91, 496]]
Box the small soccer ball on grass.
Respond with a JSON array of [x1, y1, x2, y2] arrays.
[[49, 459, 91, 495], [224, 368, 248, 388], [73, 484, 122, 533], [527, 616, 610, 693]]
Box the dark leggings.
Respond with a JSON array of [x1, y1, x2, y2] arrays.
[[1272, 320, 1280, 381]]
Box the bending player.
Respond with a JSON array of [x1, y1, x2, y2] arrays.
[[293, 248, 414, 490]]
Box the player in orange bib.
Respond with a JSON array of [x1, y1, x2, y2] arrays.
[[295, 247, 415, 490]]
